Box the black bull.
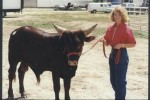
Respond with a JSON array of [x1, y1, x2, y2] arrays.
[[8, 24, 97, 99]]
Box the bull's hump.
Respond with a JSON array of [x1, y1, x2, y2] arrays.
[[23, 26, 59, 37]]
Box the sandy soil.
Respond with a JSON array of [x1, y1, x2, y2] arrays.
[[2, 10, 148, 99]]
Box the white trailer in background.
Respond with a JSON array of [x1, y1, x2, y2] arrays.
[[87, 2, 112, 13], [3, 0, 24, 17]]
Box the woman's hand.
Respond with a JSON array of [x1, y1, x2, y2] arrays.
[[99, 37, 109, 46], [99, 37, 105, 42]]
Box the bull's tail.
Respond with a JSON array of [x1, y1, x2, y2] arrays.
[[13, 75, 16, 82], [36, 74, 41, 85], [30, 67, 41, 85]]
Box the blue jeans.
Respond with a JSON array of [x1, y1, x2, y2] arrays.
[[109, 48, 129, 100]]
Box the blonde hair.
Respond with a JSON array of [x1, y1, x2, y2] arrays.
[[110, 7, 129, 23]]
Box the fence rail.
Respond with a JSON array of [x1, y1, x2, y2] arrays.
[[126, 7, 148, 15], [127, 7, 148, 35]]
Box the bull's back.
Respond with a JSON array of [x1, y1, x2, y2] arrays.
[[8, 26, 64, 64]]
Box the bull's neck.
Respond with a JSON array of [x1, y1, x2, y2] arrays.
[[47, 35, 65, 54]]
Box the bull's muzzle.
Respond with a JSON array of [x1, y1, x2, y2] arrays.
[[68, 60, 78, 66]]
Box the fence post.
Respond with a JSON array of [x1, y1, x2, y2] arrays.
[[139, 7, 141, 35], [127, 7, 148, 36]]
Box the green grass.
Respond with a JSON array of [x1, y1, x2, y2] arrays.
[[134, 30, 148, 39], [6, 19, 55, 29], [4, 8, 148, 39]]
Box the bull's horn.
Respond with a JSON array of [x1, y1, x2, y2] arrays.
[[53, 24, 67, 34], [82, 24, 97, 36]]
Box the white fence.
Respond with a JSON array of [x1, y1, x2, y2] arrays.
[[127, 7, 148, 35], [126, 7, 148, 15]]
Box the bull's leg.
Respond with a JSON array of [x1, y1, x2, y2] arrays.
[[63, 78, 71, 100], [8, 61, 18, 99], [18, 62, 28, 98], [52, 72, 60, 100]]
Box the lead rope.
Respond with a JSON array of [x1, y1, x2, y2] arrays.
[[81, 39, 100, 55], [103, 40, 120, 64], [81, 39, 109, 61], [81, 38, 109, 57], [103, 41, 108, 58], [115, 49, 121, 64]]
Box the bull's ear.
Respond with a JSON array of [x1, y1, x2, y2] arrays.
[[53, 24, 67, 34], [84, 36, 95, 42]]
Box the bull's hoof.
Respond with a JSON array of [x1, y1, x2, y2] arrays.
[[21, 94, 27, 98]]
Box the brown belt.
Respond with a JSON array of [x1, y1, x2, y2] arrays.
[[103, 42, 121, 64]]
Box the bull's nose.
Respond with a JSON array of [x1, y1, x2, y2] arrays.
[[68, 61, 78, 66]]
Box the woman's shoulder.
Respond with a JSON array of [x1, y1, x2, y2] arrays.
[[121, 23, 132, 30], [121, 23, 134, 34]]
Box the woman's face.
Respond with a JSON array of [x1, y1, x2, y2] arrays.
[[113, 11, 122, 24]]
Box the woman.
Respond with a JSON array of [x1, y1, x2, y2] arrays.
[[99, 7, 136, 99]]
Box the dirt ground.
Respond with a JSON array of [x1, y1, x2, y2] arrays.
[[2, 10, 148, 99]]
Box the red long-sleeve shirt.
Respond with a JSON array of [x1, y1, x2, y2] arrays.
[[104, 22, 136, 47]]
